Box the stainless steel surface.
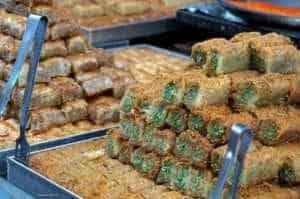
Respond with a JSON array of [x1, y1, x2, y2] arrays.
[[7, 136, 106, 199], [81, 16, 180, 48]]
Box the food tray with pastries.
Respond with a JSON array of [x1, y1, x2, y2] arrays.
[[73, 0, 213, 46], [109, 44, 193, 83], [7, 129, 300, 199], [0, 120, 113, 176]]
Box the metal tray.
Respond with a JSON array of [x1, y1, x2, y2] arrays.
[[0, 127, 110, 176], [81, 16, 181, 48], [108, 44, 191, 61], [219, 0, 300, 28], [7, 136, 106, 199]]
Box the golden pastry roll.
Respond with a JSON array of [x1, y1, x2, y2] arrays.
[[0, 34, 20, 62], [173, 130, 213, 168], [212, 143, 300, 187], [230, 32, 262, 43], [66, 36, 89, 54], [206, 109, 255, 145], [0, 10, 26, 39], [279, 153, 300, 186], [49, 77, 83, 103], [160, 70, 206, 105], [130, 147, 161, 180], [254, 106, 300, 145], [188, 105, 231, 136], [62, 99, 88, 123], [39, 57, 72, 77], [50, 21, 80, 40], [239, 183, 300, 199], [4, 63, 51, 87], [112, 1, 150, 16], [73, 5, 105, 17], [31, 5, 56, 26], [30, 107, 67, 132], [88, 96, 120, 125], [191, 38, 230, 66], [233, 73, 296, 111], [12, 84, 62, 110], [41, 40, 67, 59], [203, 42, 251, 76], [227, 70, 260, 92], [105, 128, 124, 159], [82, 76, 114, 97], [68, 53, 98, 73], [183, 76, 231, 110], [250, 32, 293, 49], [252, 45, 300, 74]]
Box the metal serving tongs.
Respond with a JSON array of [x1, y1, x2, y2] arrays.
[[209, 123, 253, 199], [0, 15, 48, 165]]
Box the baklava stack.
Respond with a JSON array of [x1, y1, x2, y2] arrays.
[[106, 32, 300, 198], [0, 2, 133, 147]]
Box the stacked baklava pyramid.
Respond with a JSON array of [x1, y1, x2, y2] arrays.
[[106, 32, 300, 198], [0, 1, 133, 147]]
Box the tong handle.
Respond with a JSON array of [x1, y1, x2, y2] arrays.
[[209, 123, 253, 199], [14, 15, 48, 164]]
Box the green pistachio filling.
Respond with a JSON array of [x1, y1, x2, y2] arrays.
[[183, 84, 199, 109], [192, 50, 207, 66], [207, 120, 226, 144], [192, 146, 205, 166], [144, 104, 168, 127], [154, 136, 167, 155], [143, 126, 155, 148], [279, 163, 297, 186], [188, 114, 206, 134], [157, 159, 175, 184], [129, 123, 143, 144], [120, 93, 134, 113], [258, 119, 279, 145], [235, 84, 256, 106], [189, 170, 205, 196], [131, 150, 144, 171], [141, 158, 155, 175], [166, 110, 187, 133], [174, 137, 192, 159], [174, 166, 191, 191], [105, 134, 121, 159], [207, 51, 219, 75], [120, 119, 134, 138], [162, 82, 178, 104]]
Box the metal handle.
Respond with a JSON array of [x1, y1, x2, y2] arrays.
[[209, 123, 253, 199], [5, 14, 48, 165]]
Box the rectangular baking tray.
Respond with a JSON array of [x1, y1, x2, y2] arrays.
[[108, 44, 191, 61], [0, 127, 110, 176], [7, 136, 106, 199], [81, 16, 181, 48]]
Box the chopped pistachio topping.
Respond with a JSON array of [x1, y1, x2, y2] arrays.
[[143, 127, 155, 147], [105, 134, 120, 158], [192, 147, 205, 165], [207, 120, 226, 144], [145, 105, 168, 127], [131, 150, 144, 171], [141, 158, 154, 175], [174, 137, 191, 158]]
